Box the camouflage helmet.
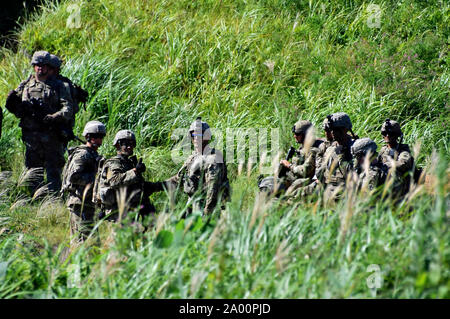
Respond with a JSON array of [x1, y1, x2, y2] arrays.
[[292, 120, 312, 135], [113, 129, 136, 146], [48, 54, 62, 69], [189, 117, 211, 140], [31, 51, 51, 66], [328, 112, 352, 130], [82, 120, 106, 137], [258, 176, 286, 194], [351, 137, 377, 157], [381, 119, 402, 136]]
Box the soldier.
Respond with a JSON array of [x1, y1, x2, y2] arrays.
[[280, 120, 322, 196], [168, 117, 230, 215], [377, 119, 414, 197], [316, 112, 357, 202], [61, 121, 106, 244], [4, 50, 75, 195], [315, 116, 333, 170], [351, 137, 386, 193], [48, 54, 88, 127], [95, 130, 162, 223]]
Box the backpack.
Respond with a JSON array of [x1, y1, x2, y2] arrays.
[[60, 146, 80, 195], [92, 158, 116, 207]]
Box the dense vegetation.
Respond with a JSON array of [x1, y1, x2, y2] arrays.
[[0, 0, 448, 298]]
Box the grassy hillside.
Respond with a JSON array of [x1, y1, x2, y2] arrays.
[[0, 0, 448, 298]]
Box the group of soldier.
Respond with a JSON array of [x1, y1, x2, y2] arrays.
[[259, 112, 415, 205], [1, 50, 416, 245]]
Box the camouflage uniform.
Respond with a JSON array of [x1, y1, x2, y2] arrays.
[[316, 113, 356, 202], [378, 144, 413, 196], [169, 118, 230, 215], [96, 130, 160, 222], [49, 54, 88, 127], [377, 119, 414, 197], [64, 145, 100, 243], [169, 147, 230, 215], [6, 51, 74, 193], [98, 154, 146, 220], [351, 138, 386, 192], [62, 120, 106, 244], [284, 140, 322, 196]]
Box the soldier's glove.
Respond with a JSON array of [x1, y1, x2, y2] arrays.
[[43, 113, 59, 124], [5, 90, 22, 114], [135, 158, 146, 174]]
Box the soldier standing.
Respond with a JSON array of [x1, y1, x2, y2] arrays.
[[377, 119, 414, 197], [96, 130, 162, 223], [4, 50, 74, 195], [351, 137, 386, 193], [61, 121, 106, 244], [48, 54, 88, 128], [168, 117, 230, 216]]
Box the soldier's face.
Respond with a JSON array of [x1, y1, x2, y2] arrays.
[[331, 128, 347, 144], [34, 64, 49, 77], [383, 134, 398, 144], [294, 133, 304, 144], [118, 140, 135, 156]]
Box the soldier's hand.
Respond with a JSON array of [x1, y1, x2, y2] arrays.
[[43, 113, 58, 123], [135, 158, 146, 174], [280, 160, 291, 168]]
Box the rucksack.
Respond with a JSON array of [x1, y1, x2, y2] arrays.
[[60, 146, 81, 195], [92, 158, 116, 207]]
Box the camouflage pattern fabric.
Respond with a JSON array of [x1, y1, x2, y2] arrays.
[[354, 161, 386, 193], [97, 154, 145, 220], [9, 75, 75, 194], [315, 138, 331, 170], [318, 140, 354, 202], [168, 147, 230, 215], [62, 145, 100, 243], [377, 144, 414, 196], [285, 140, 321, 196]]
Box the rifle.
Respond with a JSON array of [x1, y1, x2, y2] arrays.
[[278, 146, 296, 178], [26, 98, 84, 144]]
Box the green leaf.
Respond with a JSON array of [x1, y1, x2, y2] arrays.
[[154, 230, 174, 249]]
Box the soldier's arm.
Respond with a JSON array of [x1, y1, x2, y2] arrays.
[[106, 160, 141, 188], [204, 163, 224, 215], [68, 152, 96, 186], [395, 150, 414, 174], [290, 150, 316, 179], [51, 82, 74, 123]]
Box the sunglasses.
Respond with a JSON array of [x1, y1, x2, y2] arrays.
[[119, 140, 136, 147], [89, 133, 105, 139]]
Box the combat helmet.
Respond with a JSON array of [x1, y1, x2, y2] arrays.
[[82, 121, 106, 138], [31, 51, 51, 66], [292, 120, 312, 135], [381, 119, 402, 136], [189, 117, 211, 140], [351, 138, 377, 158], [328, 112, 352, 130], [49, 54, 62, 69], [113, 129, 136, 146]]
